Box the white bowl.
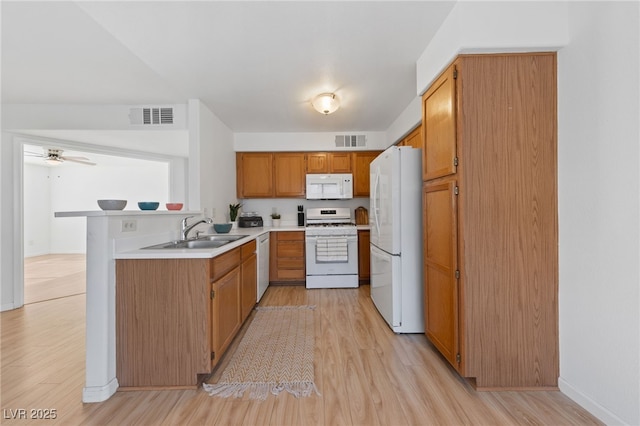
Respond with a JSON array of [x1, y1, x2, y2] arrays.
[[98, 199, 127, 210]]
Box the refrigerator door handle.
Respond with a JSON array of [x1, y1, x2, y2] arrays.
[[373, 171, 381, 237]]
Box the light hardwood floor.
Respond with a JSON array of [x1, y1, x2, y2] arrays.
[[1, 284, 601, 425], [23, 254, 86, 304]]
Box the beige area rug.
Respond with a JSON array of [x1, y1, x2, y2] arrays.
[[203, 305, 320, 400]]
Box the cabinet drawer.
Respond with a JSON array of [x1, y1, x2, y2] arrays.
[[241, 240, 256, 259], [278, 241, 304, 258], [277, 269, 306, 280], [277, 258, 304, 269], [276, 231, 304, 241], [211, 247, 241, 281]]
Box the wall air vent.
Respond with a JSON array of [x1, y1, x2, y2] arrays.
[[335, 134, 366, 148], [129, 107, 174, 125]]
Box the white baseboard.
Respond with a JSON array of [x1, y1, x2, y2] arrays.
[[82, 378, 119, 403], [559, 377, 628, 425], [1, 302, 19, 312]]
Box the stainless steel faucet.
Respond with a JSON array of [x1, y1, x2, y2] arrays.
[[180, 216, 213, 240]]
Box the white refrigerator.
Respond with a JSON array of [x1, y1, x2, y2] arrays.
[[370, 146, 424, 333]]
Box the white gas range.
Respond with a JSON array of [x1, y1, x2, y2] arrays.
[[305, 207, 359, 289]]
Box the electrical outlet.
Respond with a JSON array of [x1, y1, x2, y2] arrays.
[[121, 219, 137, 232]]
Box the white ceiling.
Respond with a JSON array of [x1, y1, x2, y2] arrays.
[[2, 1, 455, 135]]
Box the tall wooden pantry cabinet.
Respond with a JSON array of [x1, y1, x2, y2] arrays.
[[422, 53, 558, 389]]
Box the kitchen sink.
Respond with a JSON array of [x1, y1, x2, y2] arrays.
[[142, 235, 249, 250]]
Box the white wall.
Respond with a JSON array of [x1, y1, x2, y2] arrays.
[[3, 104, 187, 131], [234, 131, 388, 152], [194, 101, 237, 223], [240, 198, 371, 228], [1, 133, 22, 311], [386, 96, 421, 146], [416, 1, 569, 94], [415, 1, 640, 424], [23, 154, 170, 255], [51, 161, 170, 253], [23, 163, 52, 256], [557, 3, 639, 425]]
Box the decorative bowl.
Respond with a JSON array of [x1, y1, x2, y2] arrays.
[[213, 223, 233, 233], [138, 201, 160, 211], [166, 203, 184, 211], [97, 199, 127, 211]]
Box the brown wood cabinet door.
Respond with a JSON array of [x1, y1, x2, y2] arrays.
[[423, 179, 459, 370], [241, 253, 257, 322], [404, 125, 422, 149], [352, 151, 380, 197], [358, 230, 370, 281], [236, 153, 273, 198], [329, 152, 352, 173], [211, 266, 241, 367], [306, 153, 328, 173], [274, 153, 306, 197], [422, 64, 457, 181]]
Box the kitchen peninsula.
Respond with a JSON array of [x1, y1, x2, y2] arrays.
[[53, 210, 275, 401], [55, 210, 324, 402]]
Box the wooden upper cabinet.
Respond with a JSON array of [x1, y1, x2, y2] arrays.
[[328, 152, 352, 173], [396, 125, 422, 149], [274, 153, 306, 197], [422, 64, 457, 181], [306, 152, 352, 173], [404, 126, 423, 149], [306, 153, 328, 173], [352, 151, 380, 197], [236, 153, 274, 198]]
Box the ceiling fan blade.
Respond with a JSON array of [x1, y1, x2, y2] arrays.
[[24, 151, 45, 157], [62, 157, 96, 166], [61, 155, 91, 161]]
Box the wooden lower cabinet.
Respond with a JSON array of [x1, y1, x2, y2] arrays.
[[115, 240, 258, 389], [358, 230, 370, 282], [269, 231, 305, 284], [116, 258, 211, 388], [240, 240, 257, 322], [423, 180, 458, 367], [211, 265, 241, 365]]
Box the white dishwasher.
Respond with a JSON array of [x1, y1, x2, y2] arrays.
[[256, 233, 270, 302]]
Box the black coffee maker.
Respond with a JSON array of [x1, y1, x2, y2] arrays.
[[297, 205, 305, 226]]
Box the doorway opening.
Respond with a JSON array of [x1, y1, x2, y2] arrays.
[[22, 142, 171, 304]]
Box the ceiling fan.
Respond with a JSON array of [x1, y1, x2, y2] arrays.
[[25, 148, 96, 166]]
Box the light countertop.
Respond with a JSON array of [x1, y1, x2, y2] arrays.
[[114, 225, 306, 260], [113, 223, 367, 260], [55, 210, 202, 217]]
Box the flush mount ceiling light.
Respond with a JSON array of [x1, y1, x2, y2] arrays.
[[311, 93, 340, 115]]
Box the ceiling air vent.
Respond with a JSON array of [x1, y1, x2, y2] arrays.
[[129, 107, 174, 125], [335, 134, 366, 148]]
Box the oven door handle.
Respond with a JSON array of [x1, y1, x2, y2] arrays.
[[306, 235, 358, 242]]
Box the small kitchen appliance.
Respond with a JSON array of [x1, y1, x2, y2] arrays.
[[305, 207, 358, 289], [297, 205, 305, 226], [305, 173, 353, 200], [238, 212, 263, 228]]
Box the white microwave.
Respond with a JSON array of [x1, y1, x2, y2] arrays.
[[306, 173, 353, 200]]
